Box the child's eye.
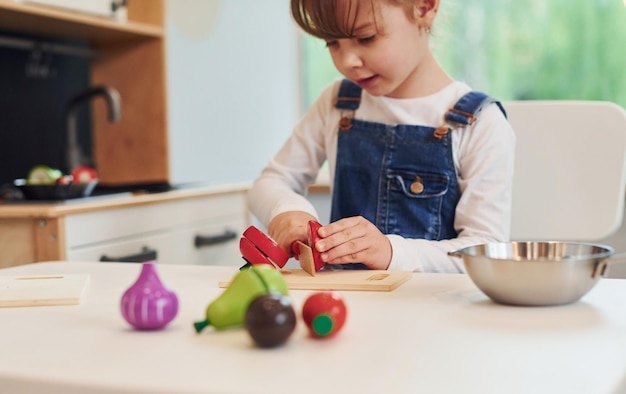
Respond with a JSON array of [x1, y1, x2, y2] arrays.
[[325, 40, 338, 48], [358, 35, 375, 44]]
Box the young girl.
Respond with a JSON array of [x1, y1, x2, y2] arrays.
[[247, 0, 515, 272]]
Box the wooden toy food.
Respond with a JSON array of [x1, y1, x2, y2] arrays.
[[239, 226, 289, 269], [291, 220, 326, 276], [302, 291, 347, 338], [120, 262, 179, 330], [194, 265, 288, 333], [244, 293, 296, 348]]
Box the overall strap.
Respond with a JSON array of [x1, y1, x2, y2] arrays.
[[335, 79, 362, 110], [434, 91, 507, 139], [445, 91, 507, 125]]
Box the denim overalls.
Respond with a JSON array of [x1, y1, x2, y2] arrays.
[[330, 79, 506, 269]]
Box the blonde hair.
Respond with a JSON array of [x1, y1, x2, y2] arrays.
[[290, 0, 419, 40]]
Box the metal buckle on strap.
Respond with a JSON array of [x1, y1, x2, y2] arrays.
[[447, 108, 477, 125], [335, 96, 362, 103]]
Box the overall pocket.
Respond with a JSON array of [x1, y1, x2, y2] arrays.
[[385, 170, 450, 239]]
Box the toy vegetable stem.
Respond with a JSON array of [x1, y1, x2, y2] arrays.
[[193, 320, 210, 333]]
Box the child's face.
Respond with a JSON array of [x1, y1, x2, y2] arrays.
[[325, 0, 430, 98]]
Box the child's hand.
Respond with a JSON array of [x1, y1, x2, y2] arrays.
[[268, 211, 318, 257], [316, 216, 392, 270]]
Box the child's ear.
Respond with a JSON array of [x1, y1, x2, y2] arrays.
[[415, 0, 439, 23]]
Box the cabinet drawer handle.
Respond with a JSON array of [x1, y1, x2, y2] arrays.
[[194, 229, 237, 248], [100, 246, 158, 263]]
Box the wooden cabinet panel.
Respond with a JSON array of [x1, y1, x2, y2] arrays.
[[0, 220, 35, 267], [92, 39, 168, 185], [0, 0, 163, 43], [34, 217, 66, 261], [0, 218, 66, 267]]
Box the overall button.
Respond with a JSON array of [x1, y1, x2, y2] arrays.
[[433, 125, 451, 140], [339, 116, 353, 131], [410, 176, 424, 194]]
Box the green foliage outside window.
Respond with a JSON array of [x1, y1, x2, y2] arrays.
[[300, 0, 626, 110]]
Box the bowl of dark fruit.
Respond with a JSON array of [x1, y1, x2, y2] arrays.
[[15, 178, 98, 200], [14, 165, 98, 200]]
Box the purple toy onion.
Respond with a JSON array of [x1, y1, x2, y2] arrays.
[[121, 262, 179, 330]]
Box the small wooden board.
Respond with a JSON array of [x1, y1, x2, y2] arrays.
[[219, 269, 411, 292], [0, 274, 90, 307]]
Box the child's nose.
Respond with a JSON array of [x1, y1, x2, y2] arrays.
[[336, 48, 363, 69]]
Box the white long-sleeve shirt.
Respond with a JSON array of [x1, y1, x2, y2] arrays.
[[248, 79, 516, 273]]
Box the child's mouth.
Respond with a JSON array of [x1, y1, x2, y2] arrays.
[[356, 75, 379, 88]]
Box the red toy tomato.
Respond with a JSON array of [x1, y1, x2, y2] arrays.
[[302, 291, 347, 338], [72, 166, 98, 183]]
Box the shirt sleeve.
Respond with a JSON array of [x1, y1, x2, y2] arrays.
[[247, 82, 338, 226], [387, 104, 516, 273]]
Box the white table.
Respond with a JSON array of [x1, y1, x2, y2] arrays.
[[0, 262, 625, 394]]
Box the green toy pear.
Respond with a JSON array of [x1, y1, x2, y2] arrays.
[[194, 265, 289, 333]]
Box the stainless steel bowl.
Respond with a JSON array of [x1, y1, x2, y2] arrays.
[[449, 241, 614, 306]]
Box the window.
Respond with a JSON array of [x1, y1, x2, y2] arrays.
[[299, 1, 626, 110]]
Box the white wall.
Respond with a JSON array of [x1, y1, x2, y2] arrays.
[[165, 0, 299, 185]]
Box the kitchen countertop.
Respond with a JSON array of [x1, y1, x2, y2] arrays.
[[0, 261, 625, 394], [0, 182, 250, 218]]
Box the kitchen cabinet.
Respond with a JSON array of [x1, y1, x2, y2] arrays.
[[0, 184, 250, 268], [0, 0, 169, 186], [65, 189, 246, 266]]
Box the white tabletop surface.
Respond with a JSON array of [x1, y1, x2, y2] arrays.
[[0, 261, 625, 394]]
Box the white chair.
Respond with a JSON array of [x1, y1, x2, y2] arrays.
[[505, 100, 626, 241]]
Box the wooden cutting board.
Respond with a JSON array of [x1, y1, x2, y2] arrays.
[[0, 274, 90, 307], [219, 269, 411, 292]]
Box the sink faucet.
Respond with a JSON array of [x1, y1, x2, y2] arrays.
[[65, 85, 122, 173]]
